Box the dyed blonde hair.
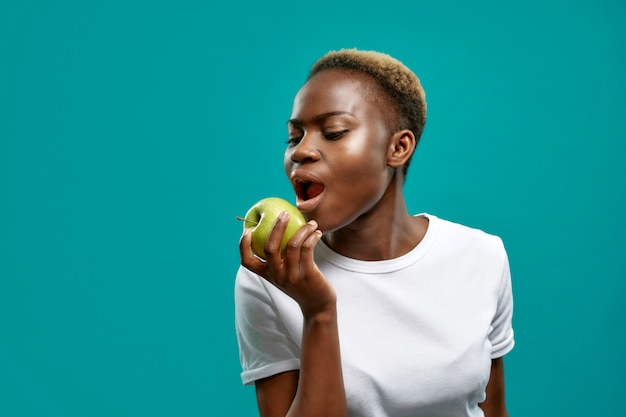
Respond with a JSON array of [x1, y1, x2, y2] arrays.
[[309, 49, 427, 176]]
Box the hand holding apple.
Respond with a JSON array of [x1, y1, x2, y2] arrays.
[[237, 197, 307, 260], [238, 197, 334, 318]]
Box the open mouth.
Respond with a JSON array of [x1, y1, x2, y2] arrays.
[[295, 180, 325, 202]]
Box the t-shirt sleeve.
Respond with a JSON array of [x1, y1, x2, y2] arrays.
[[489, 247, 515, 358], [234, 266, 301, 385]]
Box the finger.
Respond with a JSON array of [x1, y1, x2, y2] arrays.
[[287, 219, 319, 246], [263, 211, 289, 264], [298, 229, 323, 285], [282, 220, 319, 280], [239, 228, 268, 276], [301, 229, 323, 266]]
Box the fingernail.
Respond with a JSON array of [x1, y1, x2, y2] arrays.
[[279, 211, 289, 221], [308, 220, 318, 228]]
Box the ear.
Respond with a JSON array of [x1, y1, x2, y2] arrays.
[[387, 129, 416, 168]]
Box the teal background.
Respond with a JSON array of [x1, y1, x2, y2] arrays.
[[1, 0, 624, 416]]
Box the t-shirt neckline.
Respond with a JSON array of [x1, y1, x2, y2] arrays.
[[315, 213, 439, 274]]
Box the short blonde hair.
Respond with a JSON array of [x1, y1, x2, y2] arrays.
[[309, 48, 427, 148]]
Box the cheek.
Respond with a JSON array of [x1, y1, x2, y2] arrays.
[[338, 144, 387, 180], [340, 124, 389, 173], [283, 150, 293, 176], [333, 144, 391, 207]]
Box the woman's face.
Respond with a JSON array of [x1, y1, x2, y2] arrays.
[[284, 69, 395, 233]]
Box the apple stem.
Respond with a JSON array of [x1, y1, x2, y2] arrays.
[[236, 216, 258, 226]]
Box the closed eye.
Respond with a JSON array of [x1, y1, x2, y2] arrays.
[[323, 130, 348, 140], [286, 137, 302, 147]]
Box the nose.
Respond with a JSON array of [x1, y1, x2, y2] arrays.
[[289, 133, 320, 164]]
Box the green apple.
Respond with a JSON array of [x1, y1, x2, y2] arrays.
[[239, 197, 307, 260]]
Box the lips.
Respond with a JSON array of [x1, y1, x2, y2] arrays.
[[291, 171, 325, 212]]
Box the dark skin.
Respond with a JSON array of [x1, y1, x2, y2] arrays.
[[239, 69, 509, 417], [254, 357, 508, 417]]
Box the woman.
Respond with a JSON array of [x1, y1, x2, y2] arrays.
[[236, 49, 514, 417]]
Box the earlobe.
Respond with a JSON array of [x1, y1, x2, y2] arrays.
[[387, 130, 416, 168]]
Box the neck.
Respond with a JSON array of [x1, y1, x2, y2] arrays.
[[323, 173, 428, 261]]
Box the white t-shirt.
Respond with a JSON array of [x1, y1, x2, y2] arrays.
[[235, 214, 515, 417]]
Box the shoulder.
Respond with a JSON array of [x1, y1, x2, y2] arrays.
[[426, 214, 507, 262], [235, 266, 276, 312], [235, 265, 264, 297], [428, 214, 504, 245], [235, 265, 301, 322]]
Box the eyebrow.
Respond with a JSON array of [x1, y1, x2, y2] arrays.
[[287, 111, 354, 127]]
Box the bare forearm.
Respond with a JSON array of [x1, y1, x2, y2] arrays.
[[242, 216, 345, 416], [479, 358, 508, 417], [287, 305, 347, 417]]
